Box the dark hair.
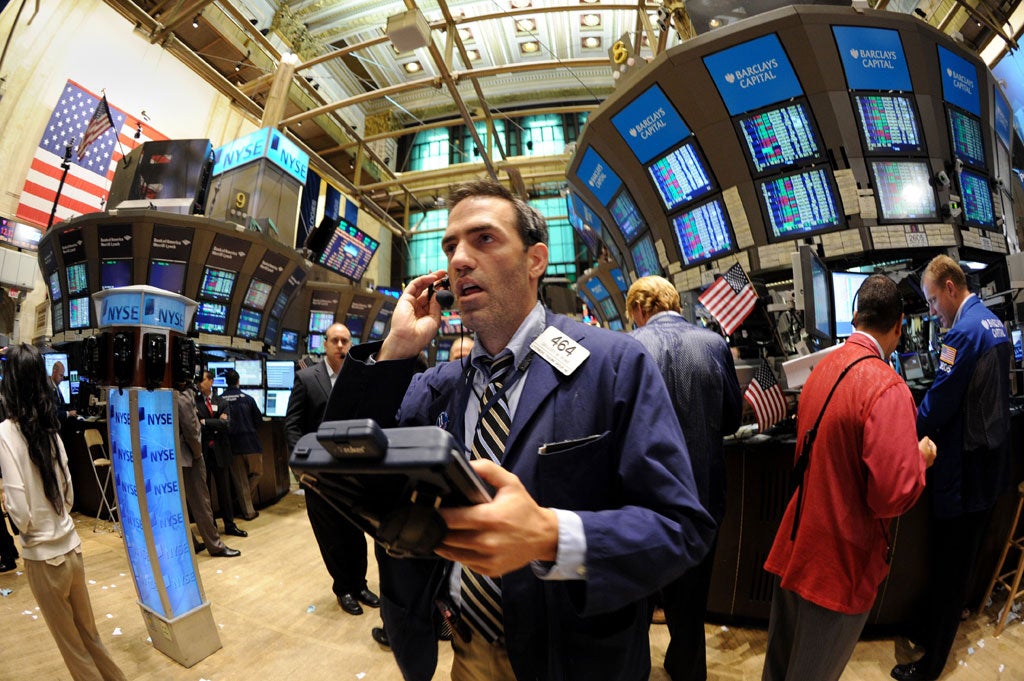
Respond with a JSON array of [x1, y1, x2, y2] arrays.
[[225, 369, 240, 388], [854, 274, 903, 333], [0, 344, 65, 514], [446, 179, 548, 247]]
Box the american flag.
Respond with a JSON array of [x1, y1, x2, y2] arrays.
[[698, 262, 758, 335], [744, 361, 788, 432], [76, 95, 114, 161], [16, 81, 165, 229]]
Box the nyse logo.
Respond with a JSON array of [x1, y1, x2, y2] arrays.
[[144, 478, 179, 496]]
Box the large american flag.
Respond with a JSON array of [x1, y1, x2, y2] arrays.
[[16, 81, 166, 229], [698, 262, 758, 335], [744, 361, 788, 433]]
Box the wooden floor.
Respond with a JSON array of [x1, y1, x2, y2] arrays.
[[3, 487, 1024, 680]]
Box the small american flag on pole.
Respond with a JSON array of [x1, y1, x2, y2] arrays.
[[77, 95, 115, 160], [698, 262, 758, 335], [744, 361, 788, 432]]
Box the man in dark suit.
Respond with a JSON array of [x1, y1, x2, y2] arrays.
[[322, 179, 715, 681], [285, 322, 379, 616], [195, 370, 247, 538], [49, 361, 76, 425]]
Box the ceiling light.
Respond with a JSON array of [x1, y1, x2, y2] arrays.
[[581, 0, 600, 4], [404, 61, 422, 73], [516, 18, 536, 33], [192, 13, 201, 29], [581, 13, 601, 28], [709, 18, 722, 28], [582, 36, 601, 49], [510, 0, 532, 8], [458, 27, 473, 42], [520, 41, 540, 54], [466, 49, 480, 61]]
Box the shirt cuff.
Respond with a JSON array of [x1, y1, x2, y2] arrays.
[[531, 509, 587, 580]]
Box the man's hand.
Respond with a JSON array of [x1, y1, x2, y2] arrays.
[[436, 460, 559, 577], [378, 270, 447, 361], [918, 436, 937, 468]]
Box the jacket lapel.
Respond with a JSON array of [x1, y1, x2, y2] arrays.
[[314, 362, 332, 402]]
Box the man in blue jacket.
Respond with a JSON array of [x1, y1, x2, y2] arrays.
[[323, 179, 715, 681], [892, 255, 1012, 681]]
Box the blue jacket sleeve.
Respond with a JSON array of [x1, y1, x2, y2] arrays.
[[917, 325, 974, 438]]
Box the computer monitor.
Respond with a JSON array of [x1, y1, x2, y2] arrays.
[[265, 360, 295, 389], [958, 168, 996, 230], [66, 262, 89, 296], [207, 361, 234, 388], [435, 339, 452, 364], [48, 271, 62, 301], [280, 330, 299, 353], [199, 267, 236, 301], [52, 304, 64, 334], [309, 311, 335, 334], [609, 189, 645, 243], [598, 297, 619, 321], [832, 271, 870, 338], [148, 259, 187, 294], [69, 297, 91, 330], [852, 93, 925, 154], [608, 319, 624, 331], [631, 233, 661, 278], [235, 359, 262, 387], [671, 198, 735, 268], [236, 308, 262, 339], [308, 333, 325, 355], [264, 389, 292, 418], [869, 160, 939, 222], [242, 279, 273, 309], [797, 245, 833, 350], [647, 140, 715, 211], [1012, 328, 1022, 364], [44, 353, 71, 403], [947, 106, 986, 169], [100, 259, 132, 290], [735, 100, 823, 175], [194, 301, 227, 334], [758, 167, 842, 242], [241, 388, 265, 414], [900, 352, 925, 381]]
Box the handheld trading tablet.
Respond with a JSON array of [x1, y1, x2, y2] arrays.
[[290, 419, 494, 558]]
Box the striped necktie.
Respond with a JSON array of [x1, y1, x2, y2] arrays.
[[460, 352, 515, 643]]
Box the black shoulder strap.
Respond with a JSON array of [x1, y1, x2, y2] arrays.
[[790, 353, 881, 541]]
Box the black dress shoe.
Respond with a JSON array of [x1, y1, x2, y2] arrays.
[[223, 525, 248, 538], [210, 547, 241, 558], [192, 537, 206, 554], [358, 588, 381, 608], [0, 560, 16, 573], [891, 662, 938, 681], [371, 626, 390, 647], [338, 593, 363, 615]]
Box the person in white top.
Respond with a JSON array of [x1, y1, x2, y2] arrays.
[[0, 343, 127, 681]]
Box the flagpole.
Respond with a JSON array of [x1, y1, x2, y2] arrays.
[[47, 138, 75, 229]]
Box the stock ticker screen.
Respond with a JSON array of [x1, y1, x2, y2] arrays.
[[736, 102, 822, 175], [316, 221, 380, 282], [671, 199, 735, 267], [758, 167, 841, 240]]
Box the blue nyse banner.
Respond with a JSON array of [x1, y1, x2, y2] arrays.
[[938, 46, 981, 116], [344, 198, 359, 226], [611, 85, 691, 163], [995, 86, 1013, 149], [833, 26, 912, 91], [575, 147, 622, 206], [325, 185, 342, 219], [109, 390, 163, 615], [138, 390, 202, 618], [297, 169, 321, 249], [213, 128, 309, 183], [702, 34, 803, 116], [96, 290, 188, 333]]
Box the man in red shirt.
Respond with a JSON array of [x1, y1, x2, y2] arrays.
[[762, 274, 936, 681]]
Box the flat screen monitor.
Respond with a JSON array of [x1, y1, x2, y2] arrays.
[[584, 278, 610, 302], [900, 352, 925, 381], [195, 301, 227, 334], [958, 168, 996, 229], [435, 339, 452, 364], [307, 333, 325, 355], [148, 259, 186, 294], [280, 330, 299, 353], [241, 388, 265, 415], [236, 308, 262, 339], [69, 297, 90, 329], [309, 311, 335, 333], [0, 218, 41, 250], [948, 107, 986, 168], [598, 297, 619, 321], [369, 319, 387, 340], [647, 140, 715, 211], [671, 198, 736, 267], [235, 360, 262, 386], [798, 245, 833, 350], [43, 353, 71, 403], [48, 271, 61, 301], [243, 279, 273, 310], [67, 262, 88, 296], [832, 271, 870, 338], [264, 389, 291, 418], [200, 267, 236, 301], [52, 303, 64, 333], [207, 361, 234, 388], [440, 312, 463, 336], [1012, 328, 1022, 363], [270, 291, 289, 321], [853, 94, 925, 154], [610, 268, 629, 293], [265, 360, 295, 389], [758, 167, 842, 242], [345, 313, 367, 339], [608, 319, 624, 331], [264, 315, 280, 345], [566, 191, 602, 257], [631, 234, 662, 277], [736, 101, 823, 175], [100, 259, 132, 290], [869, 160, 939, 222], [313, 218, 380, 282], [609, 189, 645, 243]]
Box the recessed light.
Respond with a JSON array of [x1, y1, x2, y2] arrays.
[[458, 27, 473, 42], [582, 36, 601, 49], [581, 13, 601, 28], [709, 18, 722, 28], [520, 41, 540, 54], [516, 18, 536, 33], [404, 61, 422, 73], [510, 0, 531, 8], [466, 49, 480, 61]]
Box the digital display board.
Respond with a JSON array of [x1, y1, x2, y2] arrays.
[[703, 34, 803, 115], [833, 26, 912, 91], [100, 259, 132, 290], [148, 260, 187, 295], [235, 360, 262, 386], [194, 301, 227, 334], [854, 94, 924, 154], [69, 297, 91, 329], [236, 308, 262, 339], [609, 189, 645, 243], [265, 360, 295, 389], [995, 86, 1013, 150], [280, 330, 299, 353], [316, 220, 380, 282], [368, 300, 395, 341], [199, 267, 236, 301], [307, 333, 325, 355], [567, 191, 602, 256], [938, 46, 981, 116], [959, 168, 996, 229], [264, 315, 280, 345], [758, 167, 842, 241], [671, 198, 736, 267], [265, 389, 292, 418], [67, 262, 89, 296], [0, 218, 41, 250], [207, 361, 233, 388], [948, 107, 986, 168], [599, 297, 619, 321], [610, 268, 629, 293], [48, 271, 61, 301], [631, 234, 662, 277], [52, 303, 64, 333], [736, 101, 822, 175], [243, 279, 273, 309], [241, 389, 265, 414], [647, 141, 714, 211], [869, 160, 938, 222], [832, 271, 870, 338], [584, 278, 611, 302], [212, 127, 309, 183], [575, 146, 622, 206], [345, 312, 366, 339], [309, 311, 335, 333], [610, 84, 691, 163]]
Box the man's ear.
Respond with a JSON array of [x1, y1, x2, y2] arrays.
[[526, 242, 549, 280]]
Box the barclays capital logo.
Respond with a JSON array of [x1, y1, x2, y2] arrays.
[[724, 72, 736, 84], [947, 68, 953, 78], [850, 49, 859, 59]]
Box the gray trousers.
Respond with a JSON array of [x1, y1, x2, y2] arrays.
[[762, 582, 870, 681], [182, 456, 226, 553]]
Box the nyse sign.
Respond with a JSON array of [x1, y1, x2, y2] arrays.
[[97, 290, 188, 333]]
